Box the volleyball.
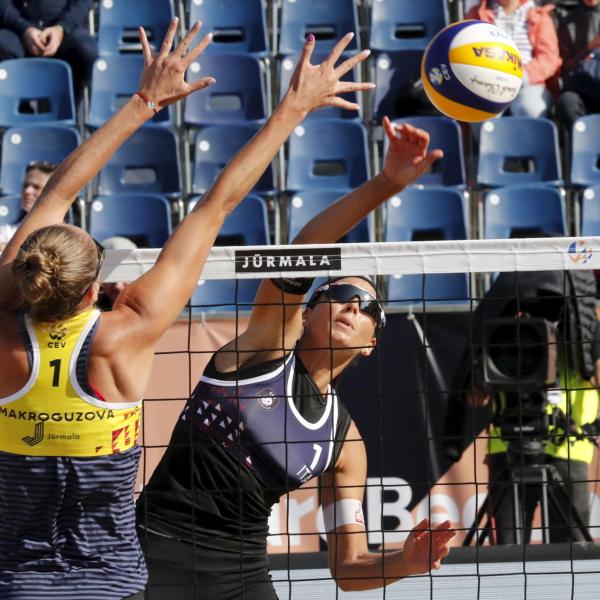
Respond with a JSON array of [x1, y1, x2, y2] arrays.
[[421, 20, 523, 122]]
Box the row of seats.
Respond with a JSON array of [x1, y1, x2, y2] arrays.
[[3, 114, 599, 201], [95, 0, 449, 57], [0, 50, 425, 129]]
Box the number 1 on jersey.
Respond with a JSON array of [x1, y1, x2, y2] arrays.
[[49, 359, 61, 387]]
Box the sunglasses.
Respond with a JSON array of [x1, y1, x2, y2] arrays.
[[310, 284, 386, 333], [77, 238, 105, 303]]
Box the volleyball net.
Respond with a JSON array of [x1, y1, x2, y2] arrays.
[[106, 236, 600, 599]]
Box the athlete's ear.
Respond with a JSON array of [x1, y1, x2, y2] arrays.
[[301, 307, 312, 326], [86, 281, 100, 305], [360, 336, 377, 357]]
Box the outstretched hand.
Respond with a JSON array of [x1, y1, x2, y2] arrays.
[[402, 519, 455, 574], [381, 116, 443, 190], [285, 33, 375, 117], [138, 18, 214, 109]]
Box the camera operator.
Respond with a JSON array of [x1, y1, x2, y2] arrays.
[[451, 269, 600, 545]]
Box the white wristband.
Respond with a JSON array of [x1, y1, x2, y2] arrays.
[[323, 498, 365, 532]]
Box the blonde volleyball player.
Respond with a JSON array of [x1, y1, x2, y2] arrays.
[[0, 20, 374, 600], [137, 117, 456, 597]]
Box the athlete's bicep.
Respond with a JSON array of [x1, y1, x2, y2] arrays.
[[215, 279, 306, 371]]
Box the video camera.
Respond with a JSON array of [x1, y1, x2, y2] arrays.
[[478, 312, 560, 459], [443, 269, 600, 463]]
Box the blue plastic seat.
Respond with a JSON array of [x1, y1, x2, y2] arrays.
[[278, 0, 359, 55], [0, 59, 75, 127], [189, 278, 260, 313], [286, 119, 370, 192], [384, 186, 469, 305], [0, 194, 73, 226], [188, 0, 268, 56], [192, 125, 275, 195], [0, 195, 22, 224], [188, 194, 269, 246], [389, 117, 466, 188], [97, 127, 181, 197], [483, 184, 567, 239], [184, 54, 267, 126], [88, 194, 172, 248], [88, 55, 172, 128], [369, 0, 448, 52], [0, 125, 80, 195], [278, 53, 359, 120], [287, 189, 370, 243], [372, 50, 426, 123], [578, 185, 600, 237], [98, 0, 174, 55], [477, 117, 563, 188], [571, 115, 600, 189]]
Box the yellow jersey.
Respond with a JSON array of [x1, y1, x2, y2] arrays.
[[0, 308, 141, 457]]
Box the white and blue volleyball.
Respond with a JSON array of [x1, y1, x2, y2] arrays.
[[421, 20, 523, 122]]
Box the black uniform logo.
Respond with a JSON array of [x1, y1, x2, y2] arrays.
[[22, 422, 44, 446], [48, 324, 67, 341]]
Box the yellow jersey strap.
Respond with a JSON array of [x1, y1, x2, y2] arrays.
[[0, 309, 142, 457]]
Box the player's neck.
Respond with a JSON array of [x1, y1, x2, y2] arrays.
[[296, 345, 354, 393]]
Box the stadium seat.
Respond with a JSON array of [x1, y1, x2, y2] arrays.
[[369, 0, 448, 52], [188, 0, 268, 56], [580, 185, 600, 237], [184, 54, 267, 126], [0, 195, 22, 224], [98, 0, 174, 55], [192, 125, 275, 195], [188, 194, 269, 246], [278, 53, 359, 120], [88, 55, 172, 128], [371, 50, 426, 123], [97, 127, 181, 198], [570, 115, 600, 189], [383, 186, 469, 304], [477, 117, 563, 188], [287, 189, 371, 243], [483, 184, 567, 239], [388, 117, 466, 188], [0, 194, 73, 225], [0, 125, 80, 195], [0, 59, 75, 127], [189, 278, 260, 313], [88, 194, 172, 248], [286, 119, 370, 192], [278, 0, 359, 55]]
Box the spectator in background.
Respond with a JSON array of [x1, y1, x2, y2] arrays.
[[0, 0, 98, 101], [466, 0, 562, 118], [98, 236, 138, 311], [553, 0, 600, 130], [0, 160, 56, 251]]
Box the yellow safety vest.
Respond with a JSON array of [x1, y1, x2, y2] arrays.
[[489, 371, 599, 463], [0, 308, 141, 457]]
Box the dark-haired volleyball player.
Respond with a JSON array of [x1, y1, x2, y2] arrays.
[[137, 113, 456, 596], [0, 20, 374, 600]]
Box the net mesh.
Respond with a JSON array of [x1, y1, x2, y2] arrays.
[[109, 236, 600, 599]]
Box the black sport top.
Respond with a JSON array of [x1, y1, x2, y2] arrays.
[[136, 352, 351, 555]]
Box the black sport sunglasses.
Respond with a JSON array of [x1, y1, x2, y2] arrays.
[[77, 238, 105, 303], [309, 283, 386, 334]]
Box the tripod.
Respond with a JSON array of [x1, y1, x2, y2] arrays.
[[464, 453, 593, 546]]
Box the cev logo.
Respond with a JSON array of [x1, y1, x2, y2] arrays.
[[429, 67, 443, 86], [568, 240, 593, 265]]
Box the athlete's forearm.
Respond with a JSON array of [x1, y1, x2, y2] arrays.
[[196, 96, 307, 217], [292, 171, 401, 245], [0, 96, 152, 266], [330, 548, 414, 592]]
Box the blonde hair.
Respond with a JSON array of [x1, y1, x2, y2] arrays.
[[11, 225, 99, 323]]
